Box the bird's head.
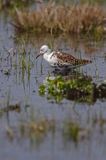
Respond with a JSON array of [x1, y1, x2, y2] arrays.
[[36, 45, 51, 59]]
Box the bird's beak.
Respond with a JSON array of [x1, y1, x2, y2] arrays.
[[36, 52, 43, 59]]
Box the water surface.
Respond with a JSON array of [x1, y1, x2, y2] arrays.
[[0, 4, 106, 160]]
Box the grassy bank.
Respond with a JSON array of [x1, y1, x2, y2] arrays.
[[14, 2, 105, 36]]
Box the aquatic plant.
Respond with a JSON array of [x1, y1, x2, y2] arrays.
[[39, 76, 94, 103], [14, 2, 105, 36], [39, 75, 106, 103], [13, 45, 33, 83]]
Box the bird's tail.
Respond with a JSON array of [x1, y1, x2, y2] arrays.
[[79, 59, 92, 65], [75, 59, 92, 66]]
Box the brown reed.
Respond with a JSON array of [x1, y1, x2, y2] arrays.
[[14, 2, 106, 35]]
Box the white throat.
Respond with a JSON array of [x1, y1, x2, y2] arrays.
[[43, 50, 57, 66], [43, 49, 52, 61]]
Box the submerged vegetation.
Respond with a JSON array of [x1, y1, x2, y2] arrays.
[[14, 2, 106, 36]]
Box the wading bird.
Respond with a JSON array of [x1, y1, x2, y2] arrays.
[[36, 45, 92, 68]]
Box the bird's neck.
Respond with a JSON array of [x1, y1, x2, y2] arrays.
[[43, 50, 52, 61]]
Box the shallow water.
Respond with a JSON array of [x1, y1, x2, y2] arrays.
[[0, 6, 106, 160]]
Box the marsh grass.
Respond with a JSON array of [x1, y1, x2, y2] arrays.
[[11, 45, 34, 83], [54, 0, 106, 5], [14, 2, 105, 36], [0, 0, 34, 10], [2, 45, 34, 88]]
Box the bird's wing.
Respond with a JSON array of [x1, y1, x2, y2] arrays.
[[55, 51, 77, 65], [52, 51, 91, 66]]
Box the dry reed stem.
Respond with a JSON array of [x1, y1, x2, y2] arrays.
[[14, 2, 106, 34]]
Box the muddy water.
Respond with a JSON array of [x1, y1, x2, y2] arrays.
[[0, 9, 106, 160]]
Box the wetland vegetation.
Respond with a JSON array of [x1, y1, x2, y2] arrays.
[[14, 2, 105, 36], [0, 0, 106, 160], [0, 0, 34, 10]]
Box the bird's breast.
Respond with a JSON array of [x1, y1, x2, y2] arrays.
[[49, 55, 58, 66], [43, 53, 58, 66]]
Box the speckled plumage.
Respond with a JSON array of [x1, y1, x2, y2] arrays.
[[51, 51, 91, 67], [37, 45, 92, 68]]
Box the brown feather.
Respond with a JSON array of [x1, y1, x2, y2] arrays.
[[54, 51, 91, 66]]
